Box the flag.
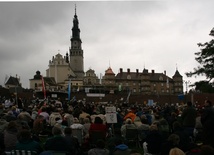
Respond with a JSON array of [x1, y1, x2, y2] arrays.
[[68, 80, 71, 100], [41, 75, 46, 99]]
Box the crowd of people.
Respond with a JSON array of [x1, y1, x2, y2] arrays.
[[0, 96, 214, 155]]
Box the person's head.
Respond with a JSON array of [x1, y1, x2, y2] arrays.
[[37, 115, 45, 120], [19, 120, 30, 130], [129, 149, 142, 155], [94, 116, 103, 124], [52, 126, 62, 136], [11, 106, 16, 111], [84, 117, 90, 124], [169, 147, 185, 155], [204, 100, 212, 107], [125, 118, 132, 124], [150, 123, 158, 131], [187, 101, 193, 107], [168, 134, 180, 146], [86, 115, 91, 121], [6, 121, 19, 131], [73, 117, 80, 123], [140, 115, 148, 124], [201, 145, 214, 155]]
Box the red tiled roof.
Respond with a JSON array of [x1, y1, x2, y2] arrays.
[[105, 67, 115, 75]]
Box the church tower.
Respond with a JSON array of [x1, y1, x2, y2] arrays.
[[69, 6, 84, 80]]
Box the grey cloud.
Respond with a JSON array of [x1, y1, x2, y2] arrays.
[[0, 1, 214, 88]]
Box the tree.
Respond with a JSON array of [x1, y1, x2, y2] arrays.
[[194, 81, 214, 93], [186, 27, 214, 92]]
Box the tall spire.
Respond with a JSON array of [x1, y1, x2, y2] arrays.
[[72, 4, 80, 40], [174, 63, 182, 77], [74, 3, 77, 18], [75, 4, 77, 16], [69, 4, 84, 79]]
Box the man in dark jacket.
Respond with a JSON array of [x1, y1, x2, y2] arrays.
[[181, 101, 197, 137], [201, 100, 214, 147], [44, 126, 70, 152]]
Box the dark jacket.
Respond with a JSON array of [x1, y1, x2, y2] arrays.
[[200, 106, 214, 147], [16, 139, 43, 153], [64, 135, 81, 155], [145, 130, 163, 154], [44, 135, 70, 152], [181, 106, 197, 128]]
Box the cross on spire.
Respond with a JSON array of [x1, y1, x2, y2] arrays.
[[75, 4, 77, 16]]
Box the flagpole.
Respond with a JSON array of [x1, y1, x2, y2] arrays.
[[68, 78, 71, 101]]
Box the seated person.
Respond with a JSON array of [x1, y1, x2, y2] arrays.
[[88, 139, 109, 155], [15, 129, 43, 154], [64, 127, 81, 155], [143, 123, 163, 155], [44, 126, 70, 152], [89, 116, 107, 145], [121, 118, 137, 138], [112, 139, 131, 155], [89, 116, 107, 139]]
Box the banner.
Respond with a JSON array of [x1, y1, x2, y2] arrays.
[[68, 79, 71, 100], [105, 107, 117, 123]]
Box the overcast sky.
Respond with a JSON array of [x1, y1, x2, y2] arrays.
[[0, 0, 213, 90]]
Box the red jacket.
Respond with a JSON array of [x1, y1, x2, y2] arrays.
[[89, 123, 107, 133], [89, 123, 107, 142]]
